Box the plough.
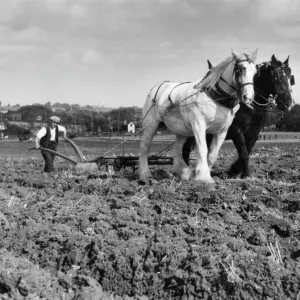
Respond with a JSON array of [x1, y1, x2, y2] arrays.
[[29, 138, 177, 172]]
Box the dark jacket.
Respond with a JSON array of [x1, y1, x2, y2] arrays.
[[40, 126, 59, 148]]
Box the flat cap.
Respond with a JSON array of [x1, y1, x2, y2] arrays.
[[49, 116, 60, 123]]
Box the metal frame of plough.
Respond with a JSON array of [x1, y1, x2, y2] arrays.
[[28, 138, 178, 172]]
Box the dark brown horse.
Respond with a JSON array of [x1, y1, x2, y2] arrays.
[[182, 54, 295, 178]]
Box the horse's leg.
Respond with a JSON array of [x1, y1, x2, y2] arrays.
[[182, 136, 196, 166], [229, 133, 248, 177], [138, 120, 160, 180], [182, 134, 213, 166], [207, 131, 227, 171], [241, 132, 260, 178], [172, 135, 193, 180], [192, 123, 214, 183], [206, 133, 213, 152]]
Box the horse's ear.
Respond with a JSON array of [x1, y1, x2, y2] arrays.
[[207, 60, 213, 70], [271, 54, 278, 63], [251, 49, 258, 62], [283, 55, 290, 66], [231, 48, 239, 59], [193, 82, 201, 90]]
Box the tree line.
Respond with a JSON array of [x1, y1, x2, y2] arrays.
[[15, 104, 142, 134], [276, 104, 300, 131], [6, 102, 300, 134]]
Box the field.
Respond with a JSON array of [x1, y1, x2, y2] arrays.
[[1, 136, 300, 299]]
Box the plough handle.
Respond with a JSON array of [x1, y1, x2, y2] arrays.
[[28, 147, 78, 165], [64, 138, 86, 162]]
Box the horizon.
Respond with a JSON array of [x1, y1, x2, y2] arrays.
[[0, 0, 299, 108], [0, 102, 140, 109]]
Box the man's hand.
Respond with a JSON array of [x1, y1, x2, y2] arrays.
[[35, 144, 40, 150]]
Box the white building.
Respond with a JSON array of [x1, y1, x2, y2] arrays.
[[128, 122, 135, 134]]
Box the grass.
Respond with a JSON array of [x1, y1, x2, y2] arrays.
[[219, 258, 243, 285], [267, 240, 283, 265]]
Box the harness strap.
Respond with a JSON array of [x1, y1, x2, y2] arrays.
[[252, 61, 277, 111], [168, 82, 191, 106], [152, 81, 170, 103], [220, 76, 237, 91], [203, 78, 239, 109]]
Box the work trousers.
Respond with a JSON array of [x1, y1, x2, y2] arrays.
[[41, 142, 57, 173]]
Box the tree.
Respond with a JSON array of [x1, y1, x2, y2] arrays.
[[94, 114, 108, 128], [55, 110, 73, 125], [19, 105, 53, 123], [278, 104, 300, 131], [107, 107, 136, 123], [71, 104, 81, 111]]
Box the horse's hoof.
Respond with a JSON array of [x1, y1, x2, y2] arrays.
[[138, 171, 152, 181], [194, 177, 215, 184], [228, 165, 242, 177], [179, 168, 193, 181], [227, 169, 241, 178], [193, 182, 215, 193], [240, 173, 250, 179], [138, 179, 148, 185]]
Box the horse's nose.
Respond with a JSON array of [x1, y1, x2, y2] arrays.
[[285, 102, 291, 109], [242, 93, 252, 103]]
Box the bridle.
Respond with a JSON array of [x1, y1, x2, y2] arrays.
[[271, 65, 291, 95], [271, 65, 293, 106], [208, 58, 255, 108], [251, 62, 274, 109], [233, 58, 256, 90], [253, 62, 294, 110], [219, 58, 255, 93]]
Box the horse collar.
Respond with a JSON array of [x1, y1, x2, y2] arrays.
[[204, 81, 239, 109]]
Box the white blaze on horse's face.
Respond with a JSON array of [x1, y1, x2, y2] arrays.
[[232, 49, 258, 106], [236, 60, 257, 105]]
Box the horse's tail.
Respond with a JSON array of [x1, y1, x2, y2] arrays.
[[141, 92, 157, 126]]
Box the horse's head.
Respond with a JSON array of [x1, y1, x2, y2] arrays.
[[268, 54, 294, 112], [231, 49, 258, 107]]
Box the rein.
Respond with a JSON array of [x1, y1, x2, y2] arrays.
[[251, 94, 275, 112]]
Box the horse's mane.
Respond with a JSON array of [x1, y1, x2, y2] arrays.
[[200, 53, 251, 91]]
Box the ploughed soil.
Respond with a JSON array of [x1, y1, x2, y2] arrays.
[[1, 138, 300, 299]]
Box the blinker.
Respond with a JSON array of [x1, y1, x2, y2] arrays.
[[290, 75, 295, 86]]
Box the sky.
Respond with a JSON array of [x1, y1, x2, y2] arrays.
[[0, 0, 299, 109]]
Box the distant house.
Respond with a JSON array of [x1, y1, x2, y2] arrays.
[[0, 124, 7, 137], [52, 106, 67, 112], [128, 122, 135, 134]]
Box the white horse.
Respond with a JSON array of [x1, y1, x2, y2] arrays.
[[138, 50, 258, 184]]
